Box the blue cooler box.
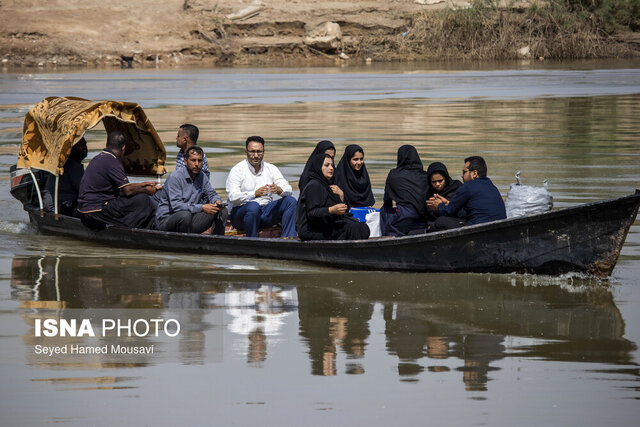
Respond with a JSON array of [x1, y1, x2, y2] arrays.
[[350, 207, 378, 223]]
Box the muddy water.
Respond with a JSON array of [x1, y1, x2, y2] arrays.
[[0, 63, 639, 426]]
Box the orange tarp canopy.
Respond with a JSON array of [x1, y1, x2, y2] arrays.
[[18, 96, 166, 176]]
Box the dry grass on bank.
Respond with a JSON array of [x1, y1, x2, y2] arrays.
[[358, 1, 636, 61]]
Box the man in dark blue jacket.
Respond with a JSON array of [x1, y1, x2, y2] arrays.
[[426, 156, 505, 231]]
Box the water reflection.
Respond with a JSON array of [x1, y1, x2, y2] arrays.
[[8, 255, 637, 392], [382, 302, 506, 389], [298, 287, 372, 376], [226, 284, 298, 365]]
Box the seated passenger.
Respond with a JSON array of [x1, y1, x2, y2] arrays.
[[380, 145, 429, 237], [77, 131, 159, 230], [426, 161, 462, 200], [226, 136, 297, 238], [426, 156, 506, 231], [155, 146, 228, 235], [298, 140, 336, 191], [334, 144, 375, 208], [424, 161, 462, 223], [296, 154, 370, 241], [43, 137, 88, 216]]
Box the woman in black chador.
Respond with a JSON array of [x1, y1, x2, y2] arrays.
[[380, 145, 429, 236], [425, 161, 463, 223], [298, 140, 336, 192], [334, 144, 375, 208], [426, 161, 462, 200], [296, 154, 370, 241]]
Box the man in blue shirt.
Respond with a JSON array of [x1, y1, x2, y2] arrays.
[[151, 123, 211, 209], [155, 146, 228, 234], [426, 156, 506, 231]]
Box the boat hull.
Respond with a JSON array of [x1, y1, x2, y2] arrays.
[[26, 192, 640, 276]]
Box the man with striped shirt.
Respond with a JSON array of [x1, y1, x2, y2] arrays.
[[175, 124, 209, 178]]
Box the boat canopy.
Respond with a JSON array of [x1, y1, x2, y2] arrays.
[[17, 96, 166, 177]]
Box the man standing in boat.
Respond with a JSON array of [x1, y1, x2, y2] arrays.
[[175, 123, 210, 178], [77, 130, 159, 230], [426, 156, 506, 230], [152, 123, 210, 208], [226, 136, 297, 238], [155, 145, 228, 235]]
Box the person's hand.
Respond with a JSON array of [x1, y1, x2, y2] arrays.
[[329, 185, 344, 201], [426, 197, 439, 211], [268, 184, 283, 195], [144, 183, 159, 196], [202, 204, 220, 215], [434, 194, 449, 206], [255, 185, 270, 197], [328, 203, 348, 215], [426, 194, 449, 211]]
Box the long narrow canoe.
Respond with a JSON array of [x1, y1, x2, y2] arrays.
[[23, 191, 640, 277]]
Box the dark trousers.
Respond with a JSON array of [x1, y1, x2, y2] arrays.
[[230, 196, 297, 238], [430, 216, 469, 232], [380, 204, 425, 237], [158, 208, 229, 235], [81, 194, 155, 231]]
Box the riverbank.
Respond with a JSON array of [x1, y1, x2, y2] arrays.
[[1, 0, 638, 69]]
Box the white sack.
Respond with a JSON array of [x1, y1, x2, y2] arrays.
[[365, 211, 381, 237], [505, 171, 553, 218]]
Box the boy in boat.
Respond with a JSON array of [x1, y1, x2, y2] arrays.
[[155, 145, 228, 234], [426, 156, 506, 230], [77, 131, 159, 230], [226, 136, 297, 238]]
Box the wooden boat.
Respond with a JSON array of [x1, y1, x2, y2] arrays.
[[19, 190, 639, 276], [11, 97, 640, 277]]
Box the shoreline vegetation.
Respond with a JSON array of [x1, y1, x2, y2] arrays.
[[369, 0, 640, 61], [1, 0, 638, 69]]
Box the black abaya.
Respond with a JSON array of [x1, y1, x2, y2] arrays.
[[296, 154, 370, 241]]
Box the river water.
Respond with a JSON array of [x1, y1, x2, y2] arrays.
[[1, 62, 639, 426]]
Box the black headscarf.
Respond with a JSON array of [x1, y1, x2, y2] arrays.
[[305, 154, 342, 204], [426, 161, 463, 199], [296, 154, 341, 240], [298, 140, 336, 191], [383, 145, 428, 216], [334, 145, 375, 207]]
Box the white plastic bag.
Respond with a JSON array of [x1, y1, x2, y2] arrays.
[[505, 171, 553, 218], [365, 211, 381, 237]]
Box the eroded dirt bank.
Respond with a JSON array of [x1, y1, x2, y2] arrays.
[[1, 0, 638, 69]]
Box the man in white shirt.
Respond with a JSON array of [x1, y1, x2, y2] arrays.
[[226, 136, 297, 237]]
